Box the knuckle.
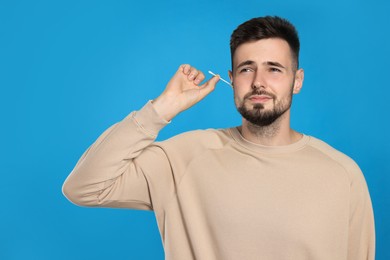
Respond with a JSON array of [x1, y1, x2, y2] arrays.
[[180, 64, 190, 73]]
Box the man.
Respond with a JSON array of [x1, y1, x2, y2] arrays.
[[63, 16, 375, 259]]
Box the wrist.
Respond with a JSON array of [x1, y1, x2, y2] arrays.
[[152, 95, 179, 121]]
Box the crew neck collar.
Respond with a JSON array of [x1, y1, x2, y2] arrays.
[[228, 127, 310, 154]]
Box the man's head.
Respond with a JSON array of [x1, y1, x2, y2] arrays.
[[230, 16, 300, 72], [228, 16, 304, 128]]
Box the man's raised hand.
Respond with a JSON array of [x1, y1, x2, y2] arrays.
[[152, 64, 220, 121]]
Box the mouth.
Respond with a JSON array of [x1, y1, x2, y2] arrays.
[[248, 95, 272, 103]]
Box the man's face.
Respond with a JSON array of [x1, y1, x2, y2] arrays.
[[229, 38, 304, 126]]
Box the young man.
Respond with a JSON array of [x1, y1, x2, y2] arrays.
[[63, 16, 375, 259]]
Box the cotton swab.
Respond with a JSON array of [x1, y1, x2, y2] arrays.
[[208, 70, 232, 87]]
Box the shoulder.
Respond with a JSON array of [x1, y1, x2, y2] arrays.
[[148, 128, 235, 176], [306, 136, 364, 182]]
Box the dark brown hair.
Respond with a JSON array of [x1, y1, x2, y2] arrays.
[[230, 16, 300, 70]]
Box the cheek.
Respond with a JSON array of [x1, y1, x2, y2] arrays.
[[233, 84, 249, 100], [269, 77, 294, 94], [233, 88, 248, 107], [265, 74, 285, 85], [232, 76, 251, 92], [233, 72, 253, 83]]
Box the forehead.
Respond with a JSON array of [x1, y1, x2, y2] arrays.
[[233, 38, 293, 68]]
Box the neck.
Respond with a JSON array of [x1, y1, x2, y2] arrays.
[[239, 111, 302, 146]]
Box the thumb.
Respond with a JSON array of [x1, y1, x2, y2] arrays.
[[198, 75, 220, 100]]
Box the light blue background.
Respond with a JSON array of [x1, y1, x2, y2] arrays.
[[1, 0, 389, 259]]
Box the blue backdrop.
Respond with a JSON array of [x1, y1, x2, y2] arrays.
[[1, 0, 389, 259]]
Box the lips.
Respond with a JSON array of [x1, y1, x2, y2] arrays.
[[248, 95, 272, 102]]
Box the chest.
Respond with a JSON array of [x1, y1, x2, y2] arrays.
[[175, 149, 350, 242]]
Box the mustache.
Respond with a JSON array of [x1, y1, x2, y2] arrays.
[[243, 89, 276, 100]]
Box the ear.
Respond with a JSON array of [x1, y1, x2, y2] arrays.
[[228, 70, 234, 88], [293, 69, 304, 94]]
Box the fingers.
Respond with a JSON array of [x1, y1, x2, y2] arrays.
[[178, 64, 221, 101], [198, 74, 220, 99], [180, 64, 205, 85]]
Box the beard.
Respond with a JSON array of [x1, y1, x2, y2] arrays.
[[236, 87, 293, 127]]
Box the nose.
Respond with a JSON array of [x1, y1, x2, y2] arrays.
[[252, 71, 265, 89], [252, 81, 263, 89]]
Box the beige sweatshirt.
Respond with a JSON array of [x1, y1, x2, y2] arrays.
[[63, 101, 375, 260]]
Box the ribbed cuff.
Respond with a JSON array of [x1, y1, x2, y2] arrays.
[[128, 101, 170, 137]]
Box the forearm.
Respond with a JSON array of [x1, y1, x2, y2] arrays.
[[62, 101, 169, 207]]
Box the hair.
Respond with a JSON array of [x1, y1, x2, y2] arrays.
[[230, 16, 300, 71]]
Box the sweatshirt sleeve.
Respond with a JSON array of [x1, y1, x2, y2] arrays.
[[347, 166, 376, 260], [62, 101, 173, 211]]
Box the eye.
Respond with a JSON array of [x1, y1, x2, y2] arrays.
[[239, 67, 254, 73], [269, 67, 282, 73]]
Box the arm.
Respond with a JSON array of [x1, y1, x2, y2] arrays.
[[62, 64, 220, 210], [347, 168, 375, 260], [62, 101, 169, 209]]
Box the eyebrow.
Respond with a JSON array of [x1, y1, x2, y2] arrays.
[[235, 60, 287, 70], [265, 61, 286, 69], [236, 60, 256, 70]]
